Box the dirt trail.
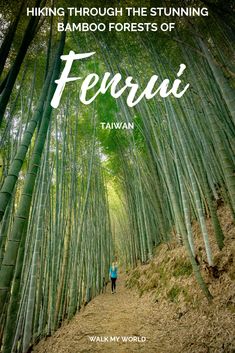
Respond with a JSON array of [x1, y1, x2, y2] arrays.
[[32, 270, 235, 353], [32, 275, 166, 353], [32, 205, 235, 353]]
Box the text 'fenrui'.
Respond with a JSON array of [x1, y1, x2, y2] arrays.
[[50, 51, 190, 108]]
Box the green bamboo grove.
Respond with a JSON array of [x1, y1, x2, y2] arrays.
[[0, 0, 235, 352]]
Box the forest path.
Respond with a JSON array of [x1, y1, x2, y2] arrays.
[[32, 275, 171, 353]]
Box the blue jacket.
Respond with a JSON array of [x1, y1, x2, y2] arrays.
[[109, 266, 118, 279]]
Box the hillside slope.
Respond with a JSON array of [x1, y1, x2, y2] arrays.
[[126, 204, 235, 352]]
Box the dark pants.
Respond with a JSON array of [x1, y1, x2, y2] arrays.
[[111, 277, 117, 292]]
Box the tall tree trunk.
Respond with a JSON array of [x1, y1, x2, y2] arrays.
[[0, 0, 45, 126], [0, 62, 54, 223], [198, 37, 235, 125], [0, 1, 25, 78], [0, 26, 66, 315]]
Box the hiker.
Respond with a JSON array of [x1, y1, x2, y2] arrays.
[[109, 261, 118, 294]]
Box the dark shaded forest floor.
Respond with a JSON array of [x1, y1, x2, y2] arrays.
[[32, 204, 235, 353]]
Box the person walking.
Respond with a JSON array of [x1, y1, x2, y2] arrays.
[[109, 261, 118, 294]]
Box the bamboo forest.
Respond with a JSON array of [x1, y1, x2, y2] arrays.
[[0, 0, 234, 352]]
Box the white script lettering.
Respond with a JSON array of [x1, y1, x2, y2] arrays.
[[50, 51, 190, 109]]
